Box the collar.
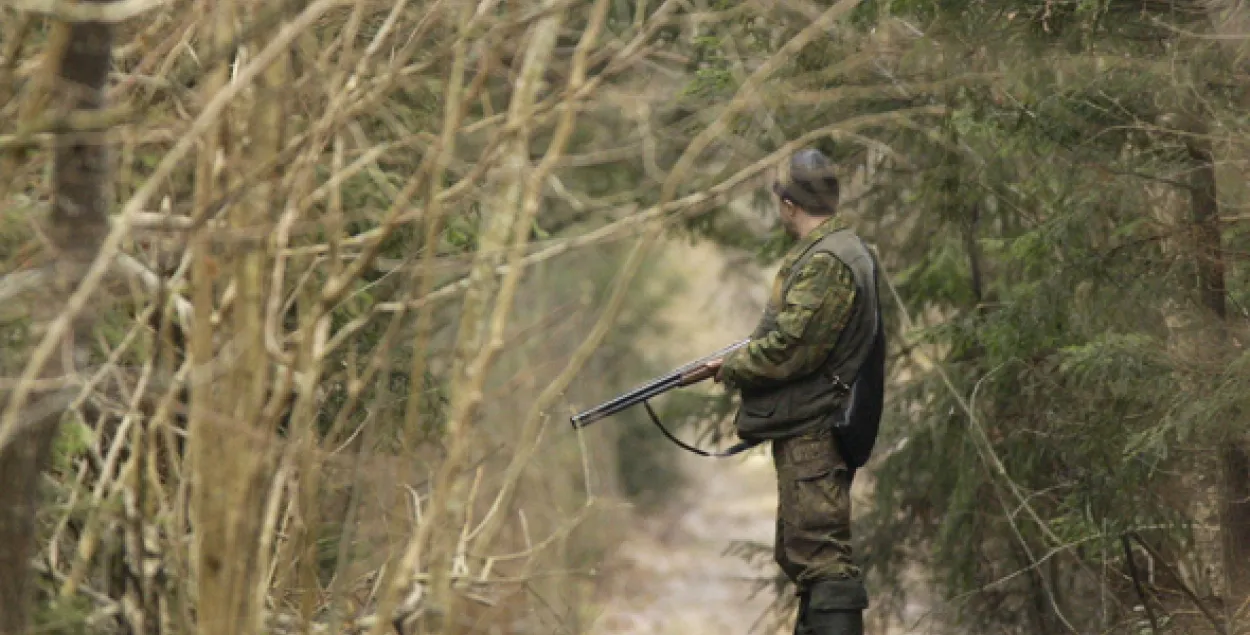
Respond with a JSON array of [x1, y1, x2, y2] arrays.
[[783, 215, 848, 268]]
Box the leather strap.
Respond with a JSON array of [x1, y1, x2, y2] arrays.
[[642, 401, 759, 458]]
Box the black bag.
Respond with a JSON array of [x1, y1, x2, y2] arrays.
[[831, 250, 886, 472]]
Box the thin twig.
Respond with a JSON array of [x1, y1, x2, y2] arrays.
[[1131, 532, 1229, 635], [1123, 535, 1161, 635]]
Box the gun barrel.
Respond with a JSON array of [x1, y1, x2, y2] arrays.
[[568, 339, 749, 429], [569, 373, 681, 428]]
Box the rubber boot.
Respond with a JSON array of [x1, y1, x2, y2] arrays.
[[799, 606, 863, 635], [793, 578, 868, 635]]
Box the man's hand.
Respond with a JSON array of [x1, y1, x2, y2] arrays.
[[679, 357, 723, 386], [705, 357, 724, 383]]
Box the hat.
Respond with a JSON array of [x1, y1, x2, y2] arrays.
[[773, 148, 840, 215]]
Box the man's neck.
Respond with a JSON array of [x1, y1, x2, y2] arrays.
[[795, 213, 832, 239]]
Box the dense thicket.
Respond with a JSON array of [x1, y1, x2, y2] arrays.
[[2, 0, 1248, 633]]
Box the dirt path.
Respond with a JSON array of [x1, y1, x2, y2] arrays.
[[584, 238, 787, 635], [585, 449, 787, 635]]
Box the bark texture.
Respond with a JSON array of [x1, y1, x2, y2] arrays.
[[0, 3, 115, 633], [1189, 135, 1250, 635]]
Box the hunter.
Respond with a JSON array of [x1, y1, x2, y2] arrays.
[[704, 148, 886, 635]]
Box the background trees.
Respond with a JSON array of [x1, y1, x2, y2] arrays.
[[1, 0, 1247, 634]]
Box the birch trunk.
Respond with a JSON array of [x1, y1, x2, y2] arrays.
[[0, 2, 115, 632]]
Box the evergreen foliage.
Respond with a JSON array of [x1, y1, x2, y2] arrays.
[[678, 1, 1250, 632], [4, 0, 1250, 632]]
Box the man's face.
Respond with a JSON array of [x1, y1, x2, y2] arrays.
[[779, 201, 801, 239], [773, 183, 801, 239]]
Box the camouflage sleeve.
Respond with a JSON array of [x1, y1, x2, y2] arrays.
[[718, 252, 857, 390]]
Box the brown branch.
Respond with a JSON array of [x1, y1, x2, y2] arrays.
[[1132, 533, 1229, 635], [5, 0, 168, 22], [1123, 535, 1161, 635], [0, 0, 347, 456], [374, 0, 573, 629], [464, 0, 610, 556]]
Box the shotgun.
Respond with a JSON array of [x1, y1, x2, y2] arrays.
[[569, 339, 749, 429]]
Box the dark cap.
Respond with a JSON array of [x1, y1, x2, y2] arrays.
[[773, 148, 840, 215]]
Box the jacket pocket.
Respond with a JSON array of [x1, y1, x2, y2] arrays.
[[741, 387, 782, 419]]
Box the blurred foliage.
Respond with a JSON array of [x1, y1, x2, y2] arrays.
[[6, 0, 1250, 632], [672, 0, 1250, 633]]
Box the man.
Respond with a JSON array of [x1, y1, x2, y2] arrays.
[[704, 148, 885, 635]]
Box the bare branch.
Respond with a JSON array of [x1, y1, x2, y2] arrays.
[[5, 0, 168, 22]]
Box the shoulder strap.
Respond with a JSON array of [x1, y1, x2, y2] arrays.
[[818, 230, 873, 273], [818, 232, 879, 382]]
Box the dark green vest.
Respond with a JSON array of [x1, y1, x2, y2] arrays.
[[735, 229, 882, 443]]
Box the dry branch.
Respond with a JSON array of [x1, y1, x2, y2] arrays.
[[371, 2, 568, 630], [0, 1, 963, 633], [4, 0, 168, 22]]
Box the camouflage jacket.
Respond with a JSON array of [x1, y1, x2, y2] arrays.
[[718, 216, 858, 391]]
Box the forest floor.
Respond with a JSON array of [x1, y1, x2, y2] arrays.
[[582, 238, 946, 635]]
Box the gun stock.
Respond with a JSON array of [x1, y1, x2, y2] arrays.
[[569, 339, 749, 429]]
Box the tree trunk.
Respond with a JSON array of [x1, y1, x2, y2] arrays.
[[0, 3, 115, 632], [1188, 133, 1250, 635], [188, 1, 287, 632], [1145, 165, 1227, 633], [1192, 2, 1250, 629]]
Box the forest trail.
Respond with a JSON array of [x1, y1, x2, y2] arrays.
[[583, 238, 943, 635], [583, 238, 787, 635]]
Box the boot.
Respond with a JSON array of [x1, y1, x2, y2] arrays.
[[798, 606, 862, 635], [793, 578, 868, 635]]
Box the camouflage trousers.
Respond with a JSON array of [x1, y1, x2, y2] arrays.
[[771, 425, 861, 587]]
